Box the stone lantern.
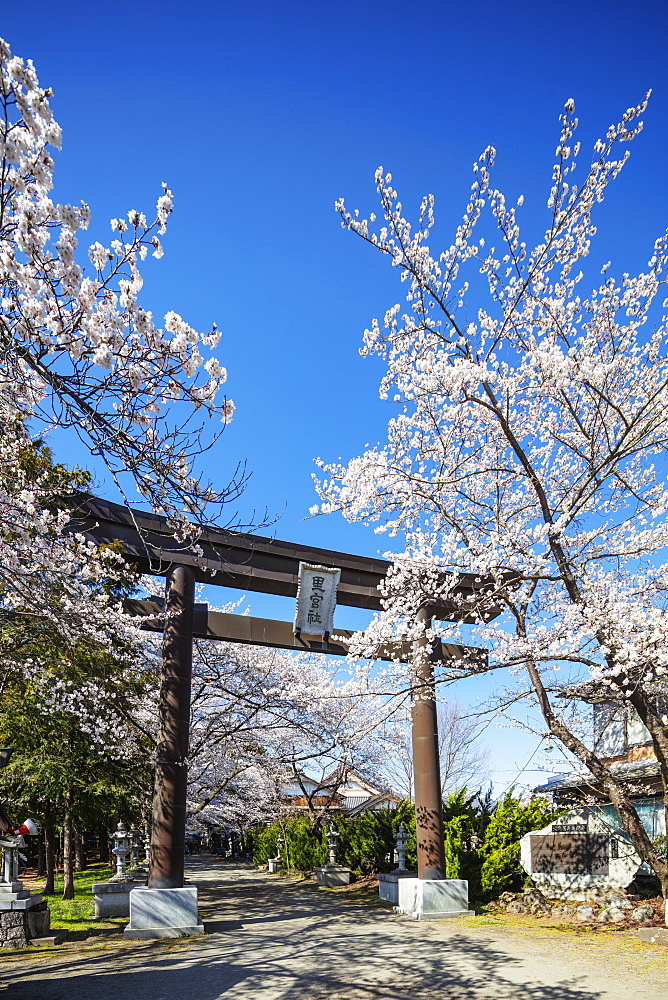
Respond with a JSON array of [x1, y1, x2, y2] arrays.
[[129, 827, 142, 870], [315, 823, 350, 887], [0, 835, 20, 886], [128, 827, 149, 876], [377, 822, 417, 907], [0, 824, 47, 948], [326, 825, 339, 866], [268, 833, 284, 874], [110, 822, 132, 881], [92, 821, 143, 921], [394, 823, 409, 871]]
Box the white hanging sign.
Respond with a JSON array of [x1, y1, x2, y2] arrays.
[[293, 562, 340, 637]]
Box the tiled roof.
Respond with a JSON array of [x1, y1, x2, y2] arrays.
[[346, 791, 402, 818]]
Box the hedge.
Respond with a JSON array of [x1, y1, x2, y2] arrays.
[[246, 790, 563, 903]]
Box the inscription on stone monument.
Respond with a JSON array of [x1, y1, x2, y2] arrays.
[[529, 833, 609, 875]]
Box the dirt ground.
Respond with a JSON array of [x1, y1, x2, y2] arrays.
[[1, 858, 667, 1000]]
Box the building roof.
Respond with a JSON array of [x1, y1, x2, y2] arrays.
[[322, 769, 393, 797], [281, 769, 402, 815], [345, 791, 403, 818], [535, 757, 661, 796]]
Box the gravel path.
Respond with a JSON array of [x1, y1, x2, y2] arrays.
[[2, 857, 667, 1000]]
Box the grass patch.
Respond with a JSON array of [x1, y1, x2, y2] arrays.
[[41, 864, 126, 939], [465, 907, 667, 946]]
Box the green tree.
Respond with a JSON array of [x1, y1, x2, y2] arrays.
[[479, 792, 563, 899], [0, 631, 153, 897], [0, 438, 153, 897], [249, 815, 329, 871]]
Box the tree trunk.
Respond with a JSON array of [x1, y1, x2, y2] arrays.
[[61, 788, 74, 900], [306, 795, 321, 833], [43, 799, 56, 896], [98, 827, 109, 863], [74, 831, 86, 871], [525, 653, 668, 912]]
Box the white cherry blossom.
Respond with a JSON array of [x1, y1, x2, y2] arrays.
[[317, 95, 668, 901], [0, 37, 242, 646]]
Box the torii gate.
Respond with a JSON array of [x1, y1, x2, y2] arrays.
[[74, 494, 491, 892]]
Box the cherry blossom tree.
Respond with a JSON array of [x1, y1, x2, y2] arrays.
[[0, 428, 137, 646], [0, 37, 241, 644], [315, 95, 668, 902], [182, 638, 403, 830]]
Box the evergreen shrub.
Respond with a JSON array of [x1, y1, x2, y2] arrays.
[[247, 789, 562, 903], [479, 791, 564, 898]]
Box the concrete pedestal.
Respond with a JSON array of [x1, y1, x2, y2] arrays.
[[0, 898, 50, 949], [0, 887, 43, 912], [124, 886, 204, 939], [315, 864, 351, 887], [268, 859, 282, 874], [395, 878, 474, 920], [93, 880, 142, 919], [377, 870, 417, 905]]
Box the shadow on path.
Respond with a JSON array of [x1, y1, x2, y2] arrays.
[[0, 857, 637, 1000]]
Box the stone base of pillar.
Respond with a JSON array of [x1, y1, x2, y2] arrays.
[[377, 870, 417, 905], [315, 864, 351, 887], [394, 878, 475, 919], [0, 899, 51, 949], [268, 858, 283, 874], [123, 886, 204, 939], [92, 880, 143, 919]]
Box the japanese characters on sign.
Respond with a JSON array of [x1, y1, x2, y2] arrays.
[[293, 562, 341, 638]]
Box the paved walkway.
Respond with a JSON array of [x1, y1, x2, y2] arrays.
[[2, 857, 667, 999]]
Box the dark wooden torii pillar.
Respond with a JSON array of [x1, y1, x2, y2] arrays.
[[411, 606, 445, 880], [149, 565, 195, 890]]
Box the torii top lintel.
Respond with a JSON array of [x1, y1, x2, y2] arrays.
[[73, 493, 490, 621]]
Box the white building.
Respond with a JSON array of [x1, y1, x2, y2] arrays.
[[282, 770, 401, 816], [536, 693, 665, 840]]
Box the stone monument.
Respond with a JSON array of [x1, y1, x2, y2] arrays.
[[519, 806, 642, 901]]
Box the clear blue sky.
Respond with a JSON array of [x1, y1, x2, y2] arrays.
[[5, 1, 668, 791]]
